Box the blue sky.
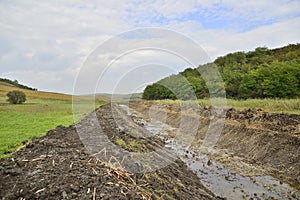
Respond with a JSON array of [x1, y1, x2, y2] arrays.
[[0, 0, 299, 94]]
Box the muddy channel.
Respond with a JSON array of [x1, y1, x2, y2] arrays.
[[119, 103, 300, 199]]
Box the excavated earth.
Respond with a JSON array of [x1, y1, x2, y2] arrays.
[[1, 101, 300, 199], [0, 103, 220, 200], [129, 101, 300, 194]]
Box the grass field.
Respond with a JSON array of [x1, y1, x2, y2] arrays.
[[224, 98, 300, 114], [0, 83, 107, 158], [155, 98, 300, 114]]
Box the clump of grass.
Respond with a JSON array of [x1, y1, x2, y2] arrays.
[[116, 139, 127, 148], [128, 140, 138, 148], [116, 139, 139, 150]]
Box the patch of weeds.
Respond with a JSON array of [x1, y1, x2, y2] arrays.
[[116, 138, 142, 152], [128, 140, 138, 148], [116, 139, 127, 148]]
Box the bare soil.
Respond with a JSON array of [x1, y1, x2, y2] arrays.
[[0, 104, 220, 200], [1, 101, 299, 199], [129, 101, 300, 191]]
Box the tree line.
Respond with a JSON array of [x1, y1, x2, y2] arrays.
[[0, 78, 37, 91], [143, 44, 300, 100]]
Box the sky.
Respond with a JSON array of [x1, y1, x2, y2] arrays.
[[0, 0, 299, 94]]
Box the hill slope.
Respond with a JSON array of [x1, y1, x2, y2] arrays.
[[0, 78, 37, 91], [96, 93, 142, 101], [0, 81, 73, 101], [143, 44, 300, 100], [0, 79, 108, 158], [0, 79, 109, 102]]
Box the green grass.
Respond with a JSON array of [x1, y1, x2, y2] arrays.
[[225, 98, 300, 114], [155, 98, 300, 114], [116, 139, 127, 148], [116, 138, 138, 149], [0, 97, 106, 159]]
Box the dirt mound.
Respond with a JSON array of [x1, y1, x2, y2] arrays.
[[219, 108, 300, 189], [0, 104, 219, 200], [129, 101, 300, 190]]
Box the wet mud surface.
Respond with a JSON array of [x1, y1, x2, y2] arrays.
[[128, 101, 300, 199]]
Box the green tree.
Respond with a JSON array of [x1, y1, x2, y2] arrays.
[[239, 61, 299, 98], [142, 44, 300, 100], [259, 62, 299, 98], [7, 90, 26, 104]]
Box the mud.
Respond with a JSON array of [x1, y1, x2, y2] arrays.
[[0, 104, 219, 200], [1, 100, 299, 199], [129, 101, 300, 199]]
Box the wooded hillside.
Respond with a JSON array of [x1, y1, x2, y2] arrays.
[[143, 44, 300, 100]]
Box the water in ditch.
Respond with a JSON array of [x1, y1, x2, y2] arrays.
[[145, 119, 299, 199], [120, 104, 299, 199]]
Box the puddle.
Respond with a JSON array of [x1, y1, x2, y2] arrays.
[[119, 104, 132, 115], [165, 139, 298, 199], [119, 104, 300, 199]]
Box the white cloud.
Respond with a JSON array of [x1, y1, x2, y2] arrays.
[[201, 16, 300, 59], [221, 0, 300, 20], [0, 0, 299, 94], [73, 30, 210, 94]]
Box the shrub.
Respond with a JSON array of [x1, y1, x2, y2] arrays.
[[7, 90, 26, 104]]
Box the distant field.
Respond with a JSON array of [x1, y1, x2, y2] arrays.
[[0, 82, 109, 102], [155, 98, 300, 114], [0, 83, 107, 158], [0, 82, 72, 101]]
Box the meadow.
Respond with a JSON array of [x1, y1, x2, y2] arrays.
[[0, 83, 107, 158]]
